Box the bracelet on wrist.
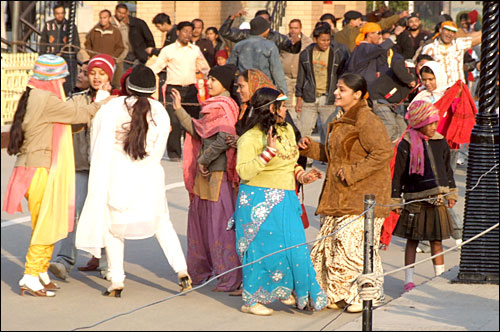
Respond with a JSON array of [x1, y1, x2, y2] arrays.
[[259, 146, 277, 164]]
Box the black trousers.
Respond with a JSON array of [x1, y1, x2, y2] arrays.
[[164, 84, 200, 158]]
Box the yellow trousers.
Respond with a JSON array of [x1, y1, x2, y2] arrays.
[[24, 168, 54, 276]]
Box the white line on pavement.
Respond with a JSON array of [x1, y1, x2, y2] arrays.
[[0, 182, 186, 228], [164, 181, 184, 191], [1, 216, 31, 228]]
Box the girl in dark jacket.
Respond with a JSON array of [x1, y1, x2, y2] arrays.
[[391, 100, 457, 293]]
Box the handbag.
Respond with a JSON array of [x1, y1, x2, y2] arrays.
[[296, 183, 309, 229]]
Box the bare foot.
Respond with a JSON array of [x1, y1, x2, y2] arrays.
[[229, 289, 243, 296], [211, 287, 228, 292]]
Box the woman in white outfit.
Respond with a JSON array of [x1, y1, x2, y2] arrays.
[[76, 65, 192, 296]]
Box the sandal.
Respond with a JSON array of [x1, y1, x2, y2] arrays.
[[20, 284, 55, 297]]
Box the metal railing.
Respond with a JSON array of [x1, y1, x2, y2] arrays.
[[269, 1, 287, 32], [4, 1, 78, 53]]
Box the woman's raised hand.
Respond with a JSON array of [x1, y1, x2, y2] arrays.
[[171, 88, 182, 111], [298, 137, 311, 150], [267, 126, 277, 149], [101, 82, 112, 93]]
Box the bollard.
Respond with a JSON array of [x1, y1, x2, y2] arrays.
[[363, 194, 375, 332]]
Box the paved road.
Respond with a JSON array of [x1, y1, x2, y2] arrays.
[[1, 145, 468, 331]]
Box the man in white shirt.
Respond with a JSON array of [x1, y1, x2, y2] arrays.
[[421, 21, 481, 86], [149, 21, 210, 161]]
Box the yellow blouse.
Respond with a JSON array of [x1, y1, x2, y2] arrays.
[[236, 123, 299, 190]]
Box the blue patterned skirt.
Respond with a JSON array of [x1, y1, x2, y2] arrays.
[[232, 184, 327, 310]]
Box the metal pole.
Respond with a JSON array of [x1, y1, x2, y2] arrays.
[[409, 1, 414, 13], [456, 0, 499, 284], [12, 1, 20, 53], [67, 1, 77, 93], [362, 194, 375, 331]]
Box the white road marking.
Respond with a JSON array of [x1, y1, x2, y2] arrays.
[[164, 181, 184, 192], [1, 216, 31, 228], [0, 182, 186, 228]]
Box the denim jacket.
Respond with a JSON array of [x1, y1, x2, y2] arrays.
[[227, 35, 288, 94]]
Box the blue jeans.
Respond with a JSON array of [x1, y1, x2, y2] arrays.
[[54, 171, 107, 272]]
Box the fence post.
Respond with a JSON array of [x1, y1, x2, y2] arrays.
[[12, 1, 20, 54], [362, 194, 375, 331]]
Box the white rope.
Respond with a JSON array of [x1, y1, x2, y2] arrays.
[[71, 164, 499, 330], [380, 222, 499, 277], [357, 273, 382, 302]]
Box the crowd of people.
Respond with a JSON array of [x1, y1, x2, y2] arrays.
[[3, 2, 484, 316]]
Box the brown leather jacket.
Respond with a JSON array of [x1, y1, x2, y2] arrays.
[[300, 99, 393, 218]]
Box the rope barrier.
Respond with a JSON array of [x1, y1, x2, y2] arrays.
[[370, 163, 499, 208], [319, 222, 500, 331], [72, 209, 372, 331], [380, 222, 498, 278], [70, 160, 498, 331], [6, 40, 138, 65], [0, 90, 203, 107], [357, 273, 382, 302], [7, 39, 491, 328]]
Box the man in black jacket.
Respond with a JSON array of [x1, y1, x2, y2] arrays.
[[369, 56, 417, 142], [150, 13, 177, 55], [114, 3, 155, 70], [219, 9, 301, 54], [39, 4, 80, 94], [295, 23, 349, 146], [394, 13, 432, 60], [192, 18, 215, 67]]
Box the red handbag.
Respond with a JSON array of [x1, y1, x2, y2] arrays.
[[296, 183, 309, 229]]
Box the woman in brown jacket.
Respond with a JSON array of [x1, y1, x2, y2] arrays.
[[298, 73, 393, 313]]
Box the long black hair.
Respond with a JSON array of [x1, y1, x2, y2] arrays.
[[122, 94, 154, 160], [7, 87, 32, 155], [338, 73, 373, 108], [238, 87, 283, 136]]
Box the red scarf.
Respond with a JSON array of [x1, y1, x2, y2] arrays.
[[434, 80, 477, 149], [182, 96, 240, 197]]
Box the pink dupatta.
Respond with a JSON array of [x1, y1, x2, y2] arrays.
[[182, 96, 240, 198]]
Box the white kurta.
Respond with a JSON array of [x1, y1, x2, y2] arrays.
[[76, 96, 171, 258]]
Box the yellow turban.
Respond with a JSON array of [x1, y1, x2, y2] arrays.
[[355, 22, 382, 46]]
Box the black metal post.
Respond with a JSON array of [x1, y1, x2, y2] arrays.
[[12, 1, 20, 54], [362, 194, 375, 331], [456, 1, 499, 284], [66, 1, 77, 93]]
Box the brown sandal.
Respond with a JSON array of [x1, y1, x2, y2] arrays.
[[41, 280, 60, 290], [20, 285, 55, 297]]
